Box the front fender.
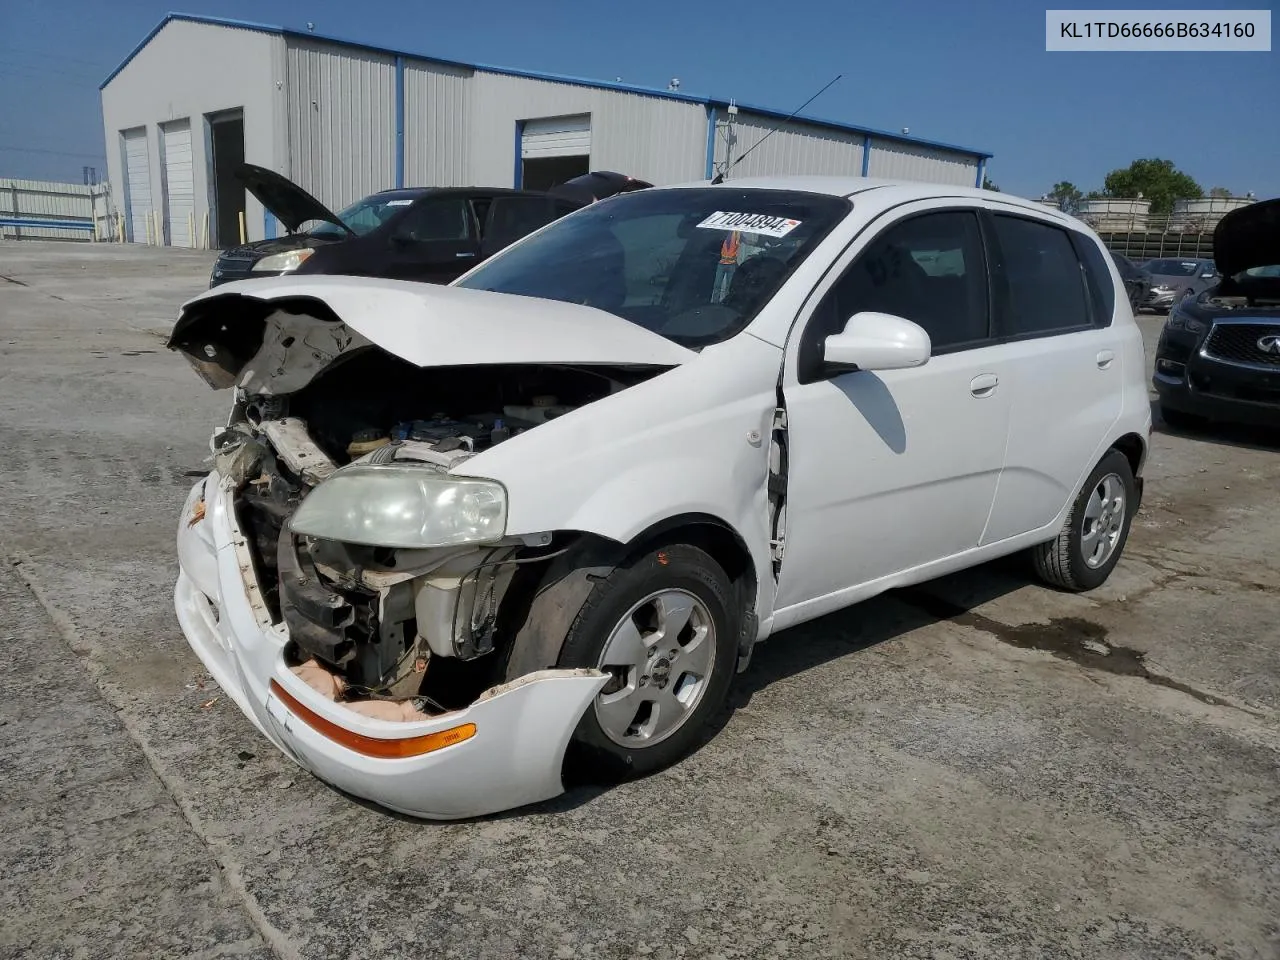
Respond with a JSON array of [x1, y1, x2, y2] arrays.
[[458, 334, 784, 626]]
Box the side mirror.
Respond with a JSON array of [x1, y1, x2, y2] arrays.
[[823, 311, 931, 373]]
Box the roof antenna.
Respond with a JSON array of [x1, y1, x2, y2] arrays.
[[710, 74, 842, 185]]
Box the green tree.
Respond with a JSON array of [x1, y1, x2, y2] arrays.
[[982, 175, 1000, 192], [1102, 158, 1202, 216], [1048, 181, 1083, 214], [1209, 186, 1231, 198]]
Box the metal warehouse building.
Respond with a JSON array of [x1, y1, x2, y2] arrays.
[[100, 13, 992, 248]]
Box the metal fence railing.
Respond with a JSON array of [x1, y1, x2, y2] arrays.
[[0, 178, 117, 242]]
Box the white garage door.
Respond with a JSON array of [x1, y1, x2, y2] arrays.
[[122, 127, 152, 244], [162, 119, 194, 248], [522, 115, 591, 158]]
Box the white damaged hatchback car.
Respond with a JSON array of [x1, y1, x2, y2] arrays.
[[171, 177, 1151, 819]]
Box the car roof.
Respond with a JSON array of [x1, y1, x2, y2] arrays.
[[369, 186, 563, 200], [657, 175, 1078, 223]]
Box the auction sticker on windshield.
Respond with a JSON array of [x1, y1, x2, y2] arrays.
[[697, 211, 802, 237]]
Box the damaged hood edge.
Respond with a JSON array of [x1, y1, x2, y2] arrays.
[[170, 276, 697, 385]]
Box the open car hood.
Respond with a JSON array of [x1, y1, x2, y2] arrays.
[[1214, 197, 1280, 277], [235, 163, 353, 236], [167, 276, 695, 391]]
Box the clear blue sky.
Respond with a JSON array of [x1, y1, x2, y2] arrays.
[[2, 0, 1276, 199]]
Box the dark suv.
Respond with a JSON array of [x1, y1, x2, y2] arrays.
[[209, 165, 586, 288], [1153, 198, 1280, 429]]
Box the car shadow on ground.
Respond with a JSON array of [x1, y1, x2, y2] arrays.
[[339, 559, 1037, 824], [1150, 399, 1280, 452]]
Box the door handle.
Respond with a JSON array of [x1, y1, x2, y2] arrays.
[[455, 251, 477, 258], [969, 373, 999, 398], [1096, 350, 1115, 369]]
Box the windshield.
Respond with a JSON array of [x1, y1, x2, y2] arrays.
[[309, 194, 421, 237], [456, 188, 849, 347], [1145, 259, 1206, 277]]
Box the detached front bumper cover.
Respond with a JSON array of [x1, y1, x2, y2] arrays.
[[174, 473, 608, 820]]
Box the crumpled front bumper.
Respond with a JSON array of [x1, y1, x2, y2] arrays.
[[174, 473, 607, 820]]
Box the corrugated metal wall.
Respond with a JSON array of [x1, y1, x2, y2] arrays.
[[713, 114, 865, 180], [285, 38, 397, 211], [403, 59, 473, 187], [0, 179, 112, 240], [468, 72, 707, 187], [100, 19, 285, 245], [867, 138, 977, 186]]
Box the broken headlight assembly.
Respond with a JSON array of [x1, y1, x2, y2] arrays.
[[291, 463, 507, 548], [252, 248, 315, 273]]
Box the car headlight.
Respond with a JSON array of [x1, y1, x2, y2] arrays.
[[290, 463, 507, 548], [1166, 309, 1206, 334], [1151, 284, 1173, 294], [252, 248, 315, 272]]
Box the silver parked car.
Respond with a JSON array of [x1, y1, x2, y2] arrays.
[[1139, 257, 1221, 312]]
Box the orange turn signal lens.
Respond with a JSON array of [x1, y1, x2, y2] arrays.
[[269, 679, 476, 759]]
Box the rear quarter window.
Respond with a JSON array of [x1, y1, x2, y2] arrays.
[[1072, 233, 1118, 326]]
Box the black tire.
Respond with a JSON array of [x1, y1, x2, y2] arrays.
[[556, 542, 739, 783], [1031, 449, 1137, 593], [1159, 404, 1201, 432]]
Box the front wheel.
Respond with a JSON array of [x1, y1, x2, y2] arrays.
[[555, 543, 739, 782], [1031, 449, 1136, 592]]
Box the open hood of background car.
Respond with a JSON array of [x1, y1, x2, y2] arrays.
[[547, 171, 654, 205], [1214, 197, 1280, 278], [235, 163, 354, 236], [167, 276, 695, 391]]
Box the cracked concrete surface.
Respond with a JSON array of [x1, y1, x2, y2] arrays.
[[1, 242, 1277, 960]]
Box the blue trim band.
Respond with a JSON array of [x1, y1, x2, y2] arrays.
[[704, 106, 717, 180], [0, 217, 93, 230], [513, 120, 525, 188], [101, 13, 993, 160], [861, 134, 871, 177], [976, 159, 986, 188], [263, 209, 276, 240], [394, 55, 405, 188]]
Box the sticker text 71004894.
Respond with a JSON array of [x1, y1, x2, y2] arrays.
[[696, 211, 802, 238]]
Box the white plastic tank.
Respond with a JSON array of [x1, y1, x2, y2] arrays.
[[1076, 198, 1150, 232], [1169, 196, 1255, 233]]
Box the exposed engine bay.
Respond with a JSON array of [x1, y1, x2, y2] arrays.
[[205, 347, 662, 721]]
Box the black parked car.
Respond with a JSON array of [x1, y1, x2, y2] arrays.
[[1153, 197, 1280, 429], [209, 164, 587, 287], [1109, 251, 1151, 310]]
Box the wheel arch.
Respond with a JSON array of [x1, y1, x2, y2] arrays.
[[1110, 431, 1147, 478], [500, 513, 762, 682], [627, 513, 760, 661]]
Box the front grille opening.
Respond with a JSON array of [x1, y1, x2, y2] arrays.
[[1204, 323, 1280, 367]]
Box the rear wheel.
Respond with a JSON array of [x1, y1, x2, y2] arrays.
[[1032, 449, 1136, 592], [555, 543, 738, 782]]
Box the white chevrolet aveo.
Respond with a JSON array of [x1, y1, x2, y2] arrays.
[[169, 177, 1151, 819]]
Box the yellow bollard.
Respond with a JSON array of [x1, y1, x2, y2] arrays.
[[117, 213, 124, 243], [188, 212, 194, 248], [238, 210, 246, 245], [202, 211, 209, 249]]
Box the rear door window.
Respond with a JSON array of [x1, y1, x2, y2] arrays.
[[989, 215, 1092, 338], [395, 198, 474, 242], [482, 197, 560, 253]]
